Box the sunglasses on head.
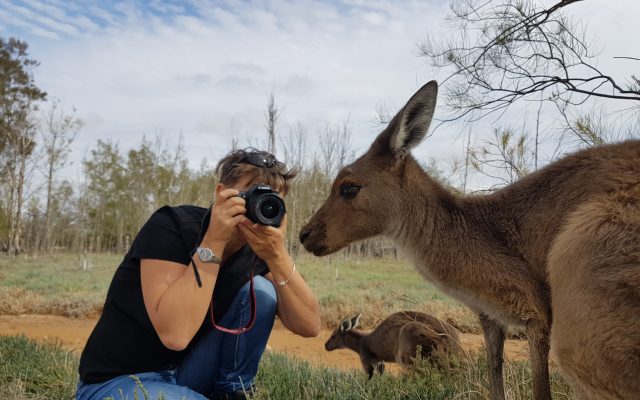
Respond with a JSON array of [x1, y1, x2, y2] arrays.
[[237, 151, 284, 169]]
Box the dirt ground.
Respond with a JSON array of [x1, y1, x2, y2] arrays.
[[0, 314, 530, 373]]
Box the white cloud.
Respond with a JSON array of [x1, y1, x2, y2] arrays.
[[0, 0, 638, 191], [0, 0, 80, 35]]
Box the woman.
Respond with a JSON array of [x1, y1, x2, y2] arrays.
[[76, 149, 321, 400]]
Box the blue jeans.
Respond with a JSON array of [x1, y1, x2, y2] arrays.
[[76, 276, 277, 400]]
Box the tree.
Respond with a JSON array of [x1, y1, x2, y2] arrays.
[[265, 92, 278, 155], [469, 128, 535, 190], [317, 119, 354, 180], [420, 0, 640, 125], [41, 99, 82, 252], [0, 36, 47, 255], [81, 140, 126, 252]]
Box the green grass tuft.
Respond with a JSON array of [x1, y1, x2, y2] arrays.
[[0, 335, 78, 400], [0, 335, 574, 400]]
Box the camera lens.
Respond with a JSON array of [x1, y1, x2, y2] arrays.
[[260, 200, 279, 219], [253, 193, 285, 227]]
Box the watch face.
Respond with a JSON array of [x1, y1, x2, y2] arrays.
[[197, 247, 219, 263], [198, 247, 213, 261]]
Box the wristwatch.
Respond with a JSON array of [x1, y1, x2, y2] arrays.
[[196, 247, 222, 264]]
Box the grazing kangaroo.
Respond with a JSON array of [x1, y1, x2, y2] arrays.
[[325, 311, 462, 378], [300, 81, 640, 400]]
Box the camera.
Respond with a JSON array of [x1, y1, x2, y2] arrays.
[[238, 184, 286, 227]]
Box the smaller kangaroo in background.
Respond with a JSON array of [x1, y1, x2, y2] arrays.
[[325, 311, 462, 379]]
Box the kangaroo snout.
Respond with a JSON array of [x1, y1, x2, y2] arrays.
[[299, 227, 311, 244], [299, 222, 329, 256]]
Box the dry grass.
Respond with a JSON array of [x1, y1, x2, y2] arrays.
[[0, 287, 101, 318], [0, 253, 491, 333]]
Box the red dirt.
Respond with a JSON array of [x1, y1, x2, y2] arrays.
[[0, 315, 530, 372]]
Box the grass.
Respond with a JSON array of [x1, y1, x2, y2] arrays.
[[298, 255, 479, 332], [0, 252, 480, 332], [0, 253, 121, 318], [0, 335, 77, 400], [0, 335, 574, 400], [257, 351, 575, 400], [1, 253, 568, 398]]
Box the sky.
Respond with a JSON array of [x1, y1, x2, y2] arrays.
[[1, 0, 639, 189]]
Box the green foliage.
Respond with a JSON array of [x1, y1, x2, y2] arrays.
[[255, 350, 575, 399], [0, 36, 48, 255], [0, 335, 574, 400], [78, 136, 217, 253], [0, 36, 47, 133], [0, 335, 77, 400], [469, 128, 534, 188]]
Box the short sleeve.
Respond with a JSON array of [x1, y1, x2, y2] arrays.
[[129, 206, 191, 266]]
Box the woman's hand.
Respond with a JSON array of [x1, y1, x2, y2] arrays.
[[202, 186, 246, 247], [239, 214, 321, 337], [237, 214, 288, 263]]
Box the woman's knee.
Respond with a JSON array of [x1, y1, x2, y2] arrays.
[[253, 276, 277, 315]]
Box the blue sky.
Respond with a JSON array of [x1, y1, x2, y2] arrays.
[[1, 0, 639, 188]]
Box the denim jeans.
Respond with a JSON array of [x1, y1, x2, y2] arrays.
[[76, 276, 277, 400]]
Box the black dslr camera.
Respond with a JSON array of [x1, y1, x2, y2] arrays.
[[238, 184, 286, 227]]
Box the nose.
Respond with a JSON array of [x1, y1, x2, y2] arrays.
[[299, 227, 311, 244]]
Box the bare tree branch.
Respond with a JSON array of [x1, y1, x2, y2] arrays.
[[420, 0, 640, 126]]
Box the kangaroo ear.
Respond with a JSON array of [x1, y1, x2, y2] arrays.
[[373, 81, 438, 159], [351, 313, 362, 329], [340, 317, 352, 332]]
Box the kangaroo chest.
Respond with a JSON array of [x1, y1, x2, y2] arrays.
[[407, 252, 537, 326]]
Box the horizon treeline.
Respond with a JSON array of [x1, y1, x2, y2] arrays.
[[3, 26, 638, 257], [1, 36, 412, 257]]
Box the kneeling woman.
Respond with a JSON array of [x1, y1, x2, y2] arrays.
[[76, 149, 321, 400]]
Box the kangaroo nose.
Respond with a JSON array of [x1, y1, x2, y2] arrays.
[[299, 228, 311, 244]]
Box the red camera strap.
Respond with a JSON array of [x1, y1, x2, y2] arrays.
[[209, 268, 257, 335]]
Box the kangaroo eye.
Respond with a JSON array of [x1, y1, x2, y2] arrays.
[[340, 184, 361, 199]]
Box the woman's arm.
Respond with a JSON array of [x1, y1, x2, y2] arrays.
[[237, 216, 321, 337], [141, 186, 245, 351], [141, 247, 222, 351], [264, 256, 321, 337]]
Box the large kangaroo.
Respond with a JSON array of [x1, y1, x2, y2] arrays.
[[325, 311, 462, 378], [299, 81, 640, 400]]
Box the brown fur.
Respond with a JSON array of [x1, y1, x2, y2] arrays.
[[300, 81, 640, 400], [548, 186, 640, 399], [325, 311, 462, 378]]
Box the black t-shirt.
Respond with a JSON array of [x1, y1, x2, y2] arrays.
[[79, 205, 269, 384]]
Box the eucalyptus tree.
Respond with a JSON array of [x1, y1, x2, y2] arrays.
[[40, 99, 82, 251], [0, 36, 46, 255]]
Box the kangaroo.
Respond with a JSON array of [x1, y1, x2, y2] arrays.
[[300, 80, 640, 400], [325, 311, 462, 378]]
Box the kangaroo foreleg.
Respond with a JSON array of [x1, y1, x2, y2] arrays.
[[526, 318, 551, 400], [479, 313, 507, 400]]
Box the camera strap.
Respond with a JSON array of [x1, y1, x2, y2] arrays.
[[208, 255, 258, 335]]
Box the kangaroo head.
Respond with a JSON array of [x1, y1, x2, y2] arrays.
[[300, 81, 439, 256], [325, 313, 362, 351]]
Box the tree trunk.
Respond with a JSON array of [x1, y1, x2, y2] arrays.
[[43, 155, 55, 252], [8, 153, 27, 256]]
